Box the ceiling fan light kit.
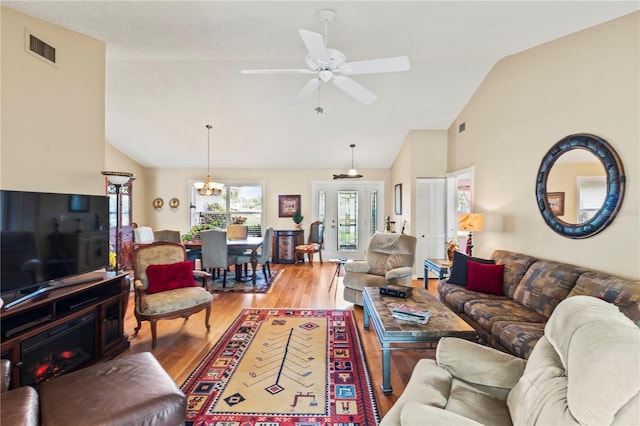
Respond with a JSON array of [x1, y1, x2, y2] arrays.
[[241, 9, 410, 106]]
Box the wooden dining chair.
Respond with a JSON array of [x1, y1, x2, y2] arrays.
[[295, 221, 324, 267]]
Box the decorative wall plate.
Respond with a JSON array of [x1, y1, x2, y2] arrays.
[[169, 198, 180, 209], [153, 197, 164, 209]]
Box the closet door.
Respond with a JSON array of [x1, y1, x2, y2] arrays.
[[415, 178, 446, 278]]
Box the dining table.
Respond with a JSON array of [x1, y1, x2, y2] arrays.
[[183, 237, 264, 284]]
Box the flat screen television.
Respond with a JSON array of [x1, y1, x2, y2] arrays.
[[1, 190, 110, 307]]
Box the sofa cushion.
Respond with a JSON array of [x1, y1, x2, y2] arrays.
[[568, 271, 640, 324], [466, 261, 504, 296], [145, 260, 197, 294], [492, 320, 545, 360], [138, 287, 213, 315], [512, 260, 585, 318], [438, 281, 506, 313], [491, 250, 538, 299], [464, 299, 546, 333], [447, 251, 495, 286]]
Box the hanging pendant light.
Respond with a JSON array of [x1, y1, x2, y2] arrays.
[[193, 124, 224, 196], [333, 143, 363, 179]]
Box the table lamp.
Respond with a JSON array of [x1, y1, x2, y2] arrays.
[[458, 213, 484, 256]]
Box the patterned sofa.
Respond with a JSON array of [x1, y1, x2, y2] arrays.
[[437, 250, 640, 359]]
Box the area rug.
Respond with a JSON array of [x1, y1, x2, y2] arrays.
[[208, 269, 281, 293], [181, 308, 380, 426]]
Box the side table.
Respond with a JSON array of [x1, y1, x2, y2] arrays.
[[328, 258, 350, 294], [423, 258, 452, 288]]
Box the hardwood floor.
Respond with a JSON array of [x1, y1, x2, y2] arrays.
[[118, 262, 439, 418]]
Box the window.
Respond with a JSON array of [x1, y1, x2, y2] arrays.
[[337, 190, 358, 251], [577, 176, 606, 223], [189, 182, 263, 234]]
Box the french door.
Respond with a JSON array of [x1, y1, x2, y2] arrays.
[[415, 178, 446, 278], [312, 181, 384, 260]]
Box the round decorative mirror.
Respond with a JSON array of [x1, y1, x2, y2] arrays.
[[535, 133, 625, 239]]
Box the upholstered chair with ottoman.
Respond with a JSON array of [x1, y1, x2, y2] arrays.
[[342, 232, 416, 306], [380, 295, 640, 426]]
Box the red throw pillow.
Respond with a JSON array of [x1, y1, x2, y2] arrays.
[[145, 261, 197, 294], [466, 260, 505, 296]]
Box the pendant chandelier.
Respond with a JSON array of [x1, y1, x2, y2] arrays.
[[193, 124, 224, 196], [333, 143, 363, 179]]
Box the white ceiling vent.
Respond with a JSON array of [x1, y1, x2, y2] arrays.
[[25, 29, 57, 67]]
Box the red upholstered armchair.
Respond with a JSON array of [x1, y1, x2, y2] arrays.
[[132, 242, 213, 349]]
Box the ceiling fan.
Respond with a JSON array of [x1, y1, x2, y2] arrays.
[[240, 9, 410, 105]]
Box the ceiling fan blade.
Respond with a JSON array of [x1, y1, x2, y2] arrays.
[[332, 76, 377, 105], [291, 78, 320, 104], [299, 29, 330, 64], [241, 69, 314, 75], [341, 56, 410, 75]]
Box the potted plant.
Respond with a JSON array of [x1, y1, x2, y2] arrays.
[[292, 210, 304, 229]]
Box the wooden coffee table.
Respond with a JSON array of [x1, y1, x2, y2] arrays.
[[362, 286, 476, 394]]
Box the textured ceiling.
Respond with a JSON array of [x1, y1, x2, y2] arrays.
[[4, 1, 638, 170]]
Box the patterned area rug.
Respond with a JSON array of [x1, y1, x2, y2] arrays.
[[181, 308, 380, 426], [208, 269, 281, 293]]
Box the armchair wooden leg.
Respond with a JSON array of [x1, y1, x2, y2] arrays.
[[150, 319, 158, 349], [204, 305, 211, 330], [134, 314, 142, 335]]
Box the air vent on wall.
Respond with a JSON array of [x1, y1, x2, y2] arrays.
[[25, 29, 57, 66]]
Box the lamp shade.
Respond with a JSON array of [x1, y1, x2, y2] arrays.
[[458, 213, 484, 232], [101, 171, 133, 185]]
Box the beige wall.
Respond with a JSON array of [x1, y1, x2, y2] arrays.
[[447, 12, 639, 279], [1, 7, 106, 194], [139, 167, 390, 235], [391, 130, 448, 236]]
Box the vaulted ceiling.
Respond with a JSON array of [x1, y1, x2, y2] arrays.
[[5, 1, 638, 171]]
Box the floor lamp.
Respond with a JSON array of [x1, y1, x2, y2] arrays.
[[102, 171, 133, 271], [458, 213, 484, 257]]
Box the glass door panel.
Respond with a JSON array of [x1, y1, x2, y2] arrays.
[[337, 190, 358, 252]]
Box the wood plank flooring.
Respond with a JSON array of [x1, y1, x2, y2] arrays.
[[118, 262, 439, 418]]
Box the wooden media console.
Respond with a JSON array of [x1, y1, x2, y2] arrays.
[[0, 271, 131, 388]]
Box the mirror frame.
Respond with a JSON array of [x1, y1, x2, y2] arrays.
[[535, 133, 625, 239]]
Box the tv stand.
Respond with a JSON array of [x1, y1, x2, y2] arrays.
[[0, 271, 131, 388], [3, 271, 107, 310]]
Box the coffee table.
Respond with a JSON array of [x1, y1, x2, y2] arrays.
[[362, 286, 477, 394]]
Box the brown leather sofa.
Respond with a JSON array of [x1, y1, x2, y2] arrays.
[[1, 352, 186, 426]]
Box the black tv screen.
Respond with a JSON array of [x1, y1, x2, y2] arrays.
[[1, 190, 110, 303]]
